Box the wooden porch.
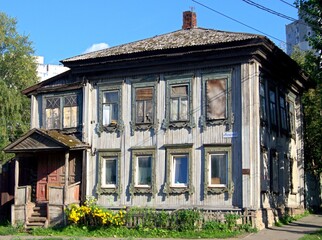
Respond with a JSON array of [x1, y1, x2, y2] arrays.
[[4, 128, 89, 227]]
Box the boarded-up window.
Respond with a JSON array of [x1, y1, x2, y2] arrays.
[[63, 95, 78, 128], [46, 97, 60, 129], [103, 91, 119, 126], [206, 79, 227, 120], [136, 87, 153, 123], [170, 85, 188, 121]]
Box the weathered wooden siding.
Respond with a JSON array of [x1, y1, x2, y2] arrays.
[[88, 64, 246, 209]]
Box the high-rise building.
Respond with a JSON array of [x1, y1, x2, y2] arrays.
[[35, 56, 69, 81]]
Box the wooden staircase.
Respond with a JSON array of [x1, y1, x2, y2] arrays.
[[26, 203, 48, 228]]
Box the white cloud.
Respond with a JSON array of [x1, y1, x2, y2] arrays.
[[84, 43, 109, 53]]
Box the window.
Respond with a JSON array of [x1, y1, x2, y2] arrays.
[[164, 144, 194, 195], [279, 95, 288, 131], [260, 82, 267, 122], [288, 100, 295, 136], [131, 81, 157, 134], [130, 147, 156, 195], [136, 88, 153, 124], [269, 89, 277, 127], [204, 145, 232, 196], [97, 150, 121, 195], [170, 85, 188, 121], [102, 157, 117, 187], [98, 85, 123, 134], [201, 71, 231, 128], [209, 154, 227, 186], [44, 94, 79, 130], [162, 74, 194, 129], [137, 156, 152, 186], [172, 155, 188, 186], [269, 149, 279, 193], [103, 91, 119, 126]]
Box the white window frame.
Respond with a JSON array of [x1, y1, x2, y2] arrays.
[[101, 157, 118, 189], [171, 154, 189, 187], [208, 152, 228, 188], [135, 155, 152, 188]]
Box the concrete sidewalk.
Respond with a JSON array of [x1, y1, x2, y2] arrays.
[[241, 213, 322, 240], [1, 214, 322, 240]]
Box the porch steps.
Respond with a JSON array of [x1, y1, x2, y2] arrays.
[[26, 203, 48, 229]]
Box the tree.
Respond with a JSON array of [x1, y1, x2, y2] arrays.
[[294, 1, 322, 174], [0, 12, 38, 162]]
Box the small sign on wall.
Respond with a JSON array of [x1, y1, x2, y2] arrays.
[[223, 132, 238, 138]]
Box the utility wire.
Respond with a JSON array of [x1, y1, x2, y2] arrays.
[[191, 0, 286, 44], [279, 0, 298, 9], [241, 0, 297, 21]]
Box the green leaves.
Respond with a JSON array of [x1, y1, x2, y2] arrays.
[[0, 12, 38, 163]]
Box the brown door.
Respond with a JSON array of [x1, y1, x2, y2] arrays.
[[36, 155, 63, 202]]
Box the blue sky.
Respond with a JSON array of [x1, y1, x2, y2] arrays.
[[1, 0, 298, 64]]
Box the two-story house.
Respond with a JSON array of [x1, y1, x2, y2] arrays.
[[4, 11, 309, 229]]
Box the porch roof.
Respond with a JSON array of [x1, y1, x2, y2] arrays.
[[4, 128, 90, 153]]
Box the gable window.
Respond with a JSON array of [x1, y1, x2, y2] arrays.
[[130, 147, 156, 196], [204, 145, 232, 196], [164, 144, 194, 195], [201, 71, 231, 128], [97, 149, 121, 196], [260, 81, 267, 122], [279, 95, 288, 131], [131, 80, 157, 134], [98, 85, 123, 134], [162, 74, 194, 129], [269, 88, 277, 128], [44, 93, 79, 130]]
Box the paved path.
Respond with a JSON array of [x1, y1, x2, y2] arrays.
[[1, 214, 322, 240], [241, 213, 322, 240]]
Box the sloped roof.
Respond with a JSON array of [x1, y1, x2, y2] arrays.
[[62, 28, 264, 63], [4, 128, 89, 153]]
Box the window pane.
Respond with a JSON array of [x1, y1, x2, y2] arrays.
[[206, 79, 226, 120], [105, 158, 117, 185], [136, 87, 153, 101], [46, 108, 60, 129], [269, 90, 277, 125], [179, 98, 188, 120], [260, 83, 267, 120], [63, 106, 78, 128], [171, 85, 187, 97], [210, 154, 227, 185], [145, 100, 153, 122], [136, 101, 144, 123], [170, 99, 179, 121], [173, 155, 188, 184], [138, 156, 152, 185], [64, 95, 77, 107], [280, 96, 287, 129], [104, 91, 118, 103], [103, 104, 111, 125]]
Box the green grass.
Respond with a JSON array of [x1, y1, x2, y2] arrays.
[[0, 224, 252, 239], [299, 229, 322, 240]]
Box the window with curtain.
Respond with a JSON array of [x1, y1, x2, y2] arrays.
[[172, 155, 188, 186], [63, 95, 78, 128], [102, 157, 117, 187], [209, 153, 227, 186], [137, 156, 152, 186], [170, 85, 188, 122], [103, 91, 119, 126]]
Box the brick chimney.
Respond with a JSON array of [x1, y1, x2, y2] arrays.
[[182, 11, 197, 30]]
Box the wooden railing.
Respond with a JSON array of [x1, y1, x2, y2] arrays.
[[15, 185, 31, 205], [66, 181, 80, 205]]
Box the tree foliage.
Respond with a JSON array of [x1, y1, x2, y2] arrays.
[[293, 1, 322, 174], [0, 12, 38, 162]]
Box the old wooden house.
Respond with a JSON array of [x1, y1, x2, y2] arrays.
[[4, 11, 309, 228]]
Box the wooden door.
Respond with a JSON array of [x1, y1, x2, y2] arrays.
[[36, 155, 63, 202]]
